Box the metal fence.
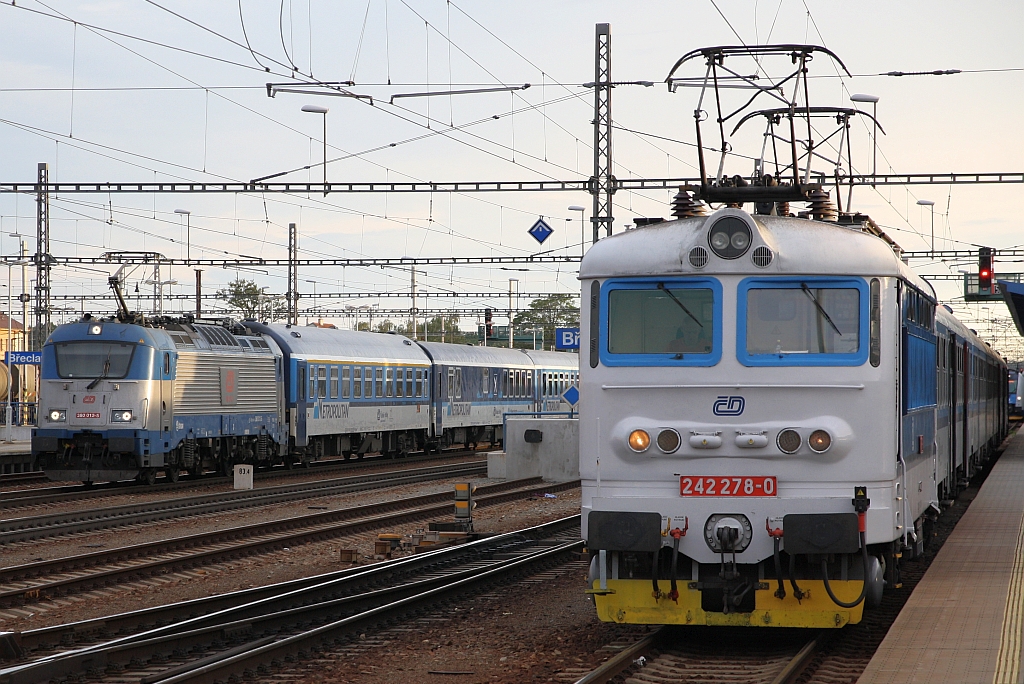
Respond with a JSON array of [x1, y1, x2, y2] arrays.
[[0, 402, 37, 426]]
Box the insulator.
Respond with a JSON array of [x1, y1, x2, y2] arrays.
[[671, 187, 709, 218], [805, 189, 837, 221]]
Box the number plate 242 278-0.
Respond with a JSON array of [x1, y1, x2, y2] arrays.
[[679, 476, 777, 497]]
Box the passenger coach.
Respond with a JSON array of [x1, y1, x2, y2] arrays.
[[581, 207, 1006, 628]]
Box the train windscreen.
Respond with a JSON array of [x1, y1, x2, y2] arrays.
[[607, 287, 715, 355], [746, 287, 860, 355], [54, 341, 136, 379]]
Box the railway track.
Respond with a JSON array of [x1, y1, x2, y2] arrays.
[[0, 460, 487, 543], [571, 628, 820, 684], [0, 515, 584, 684], [0, 471, 46, 486], [0, 478, 578, 608], [0, 447, 489, 504]]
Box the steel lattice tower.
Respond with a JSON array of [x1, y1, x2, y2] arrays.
[[590, 23, 614, 243]]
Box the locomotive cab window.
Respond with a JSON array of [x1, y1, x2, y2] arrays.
[[601, 278, 722, 366], [738, 277, 869, 366], [54, 341, 136, 379]]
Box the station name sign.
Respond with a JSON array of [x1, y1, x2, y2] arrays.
[[6, 351, 41, 365], [555, 328, 580, 350]]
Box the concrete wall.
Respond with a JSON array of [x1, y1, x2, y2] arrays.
[[487, 417, 579, 483]]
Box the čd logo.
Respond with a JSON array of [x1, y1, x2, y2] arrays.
[[713, 396, 745, 416]]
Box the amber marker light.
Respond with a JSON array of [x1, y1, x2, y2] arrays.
[[809, 430, 832, 453], [628, 429, 651, 452]]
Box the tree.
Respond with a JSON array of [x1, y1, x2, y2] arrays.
[[512, 294, 580, 350], [217, 278, 283, 321]]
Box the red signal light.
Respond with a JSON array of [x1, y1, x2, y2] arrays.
[[979, 247, 994, 291]]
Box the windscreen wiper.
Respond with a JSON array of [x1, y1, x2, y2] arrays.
[[86, 353, 112, 390], [801, 283, 842, 336], [658, 283, 704, 329]]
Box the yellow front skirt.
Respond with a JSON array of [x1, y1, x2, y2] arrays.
[[591, 578, 865, 628]]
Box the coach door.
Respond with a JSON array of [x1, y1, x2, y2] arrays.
[[947, 335, 958, 487]]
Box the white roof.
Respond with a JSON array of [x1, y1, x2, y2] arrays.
[[581, 208, 934, 297], [523, 349, 579, 370], [416, 342, 535, 368], [250, 323, 430, 364]]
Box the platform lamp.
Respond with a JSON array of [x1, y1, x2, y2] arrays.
[[916, 200, 935, 252], [173, 209, 190, 262], [301, 105, 329, 195], [568, 206, 586, 258], [850, 94, 879, 186]]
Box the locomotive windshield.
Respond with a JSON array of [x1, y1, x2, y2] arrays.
[[608, 286, 715, 355], [54, 341, 136, 379], [746, 286, 860, 355]]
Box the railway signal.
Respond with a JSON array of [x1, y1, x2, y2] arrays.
[[454, 482, 477, 528], [979, 247, 994, 293]]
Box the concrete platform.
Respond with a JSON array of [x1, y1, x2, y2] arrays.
[[487, 417, 578, 483], [858, 430, 1024, 684]]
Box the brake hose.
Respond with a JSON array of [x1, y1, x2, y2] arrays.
[[822, 530, 870, 608], [772, 536, 786, 599], [651, 547, 661, 597], [668, 533, 681, 602]]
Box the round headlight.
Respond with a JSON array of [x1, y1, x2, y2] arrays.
[[657, 429, 680, 453], [628, 429, 651, 452], [809, 430, 832, 453], [49, 410, 61, 421], [710, 231, 730, 250], [777, 429, 802, 454], [707, 216, 753, 259]]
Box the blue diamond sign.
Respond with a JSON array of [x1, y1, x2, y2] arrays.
[[562, 384, 580, 408], [528, 217, 554, 244]]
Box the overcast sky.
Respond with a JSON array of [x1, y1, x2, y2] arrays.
[[2, 1, 1023, 353]]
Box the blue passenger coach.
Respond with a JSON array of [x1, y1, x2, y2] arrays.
[[251, 323, 433, 459]]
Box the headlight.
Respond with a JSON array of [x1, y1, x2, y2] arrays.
[[808, 429, 832, 453], [87, 324, 102, 335], [628, 429, 651, 452], [777, 428, 801, 454], [656, 429, 680, 453], [48, 409, 66, 423], [111, 410, 133, 423]]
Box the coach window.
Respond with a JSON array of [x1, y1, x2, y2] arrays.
[[375, 367, 384, 398], [414, 369, 422, 397], [353, 367, 362, 398], [297, 366, 305, 401], [342, 366, 351, 399], [318, 366, 327, 399], [385, 368, 394, 397], [602, 278, 722, 367], [330, 367, 339, 398], [308, 366, 316, 399], [482, 368, 489, 396], [454, 368, 462, 399], [738, 277, 868, 367]]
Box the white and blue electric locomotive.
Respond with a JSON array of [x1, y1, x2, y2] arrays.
[[580, 206, 1006, 628]]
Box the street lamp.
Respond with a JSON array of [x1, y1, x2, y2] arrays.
[[173, 209, 191, 262], [508, 278, 519, 349], [916, 199, 936, 251], [568, 206, 586, 258], [301, 105, 329, 195], [305, 279, 317, 325], [850, 93, 879, 186]]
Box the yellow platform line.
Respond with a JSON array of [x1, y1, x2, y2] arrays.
[[993, 509, 1024, 684]]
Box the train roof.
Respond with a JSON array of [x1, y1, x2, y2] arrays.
[[415, 342, 536, 368], [249, 323, 430, 364], [581, 208, 935, 298], [522, 349, 579, 369], [46, 321, 175, 350], [936, 307, 1004, 364]]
